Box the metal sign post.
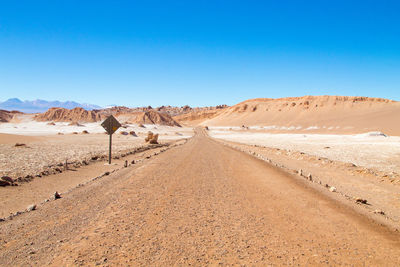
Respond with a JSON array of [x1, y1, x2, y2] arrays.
[[101, 115, 121, 164], [109, 133, 112, 164]]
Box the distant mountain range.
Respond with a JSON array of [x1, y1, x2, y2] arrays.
[[0, 98, 102, 113]]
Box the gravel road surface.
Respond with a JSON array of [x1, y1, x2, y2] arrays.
[[1, 129, 399, 266]]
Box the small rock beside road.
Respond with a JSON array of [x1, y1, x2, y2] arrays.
[[14, 143, 27, 147], [0, 180, 11, 187], [0, 176, 18, 187], [1, 176, 14, 183], [54, 192, 61, 199], [373, 210, 385, 215], [355, 197, 368, 204], [27, 204, 36, 212]]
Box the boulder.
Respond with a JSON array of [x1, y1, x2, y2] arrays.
[[145, 131, 154, 142], [149, 134, 159, 144]]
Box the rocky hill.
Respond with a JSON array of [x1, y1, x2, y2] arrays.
[[0, 110, 14, 122], [172, 109, 224, 126], [93, 104, 228, 126], [117, 110, 181, 127], [34, 107, 102, 122], [0, 110, 23, 122], [33, 106, 182, 127], [170, 105, 228, 125]]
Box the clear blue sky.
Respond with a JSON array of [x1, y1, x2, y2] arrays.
[[0, 0, 399, 107]]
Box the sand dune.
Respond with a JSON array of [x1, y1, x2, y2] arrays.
[[201, 96, 400, 135]]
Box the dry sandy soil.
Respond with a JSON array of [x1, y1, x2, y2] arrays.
[[0, 140, 186, 218], [209, 128, 400, 174], [1, 95, 400, 265], [217, 138, 400, 222], [0, 125, 193, 180], [1, 129, 400, 266], [209, 128, 400, 224], [0, 118, 193, 136]]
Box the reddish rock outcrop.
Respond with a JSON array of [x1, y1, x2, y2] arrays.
[[34, 107, 102, 122]]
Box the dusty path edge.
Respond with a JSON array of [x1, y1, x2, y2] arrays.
[[204, 128, 400, 236], [0, 138, 190, 223]]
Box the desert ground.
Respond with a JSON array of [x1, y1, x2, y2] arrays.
[[209, 128, 400, 174], [1, 96, 400, 266], [0, 123, 193, 179]]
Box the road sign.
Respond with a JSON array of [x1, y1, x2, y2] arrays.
[[101, 115, 121, 135], [101, 115, 121, 164]]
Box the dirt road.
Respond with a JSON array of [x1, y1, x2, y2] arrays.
[[1, 129, 399, 266]]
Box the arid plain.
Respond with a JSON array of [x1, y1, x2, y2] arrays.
[[1, 95, 400, 265]]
